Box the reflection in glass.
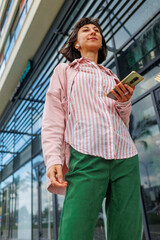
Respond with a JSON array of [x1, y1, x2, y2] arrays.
[[33, 167, 39, 240], [41, 166, 53, 240], [0, 186, 2, 235], [132, 64, 160, 100], [0, 0, 33, 78], [57, 195, 65, 232], [130, 95, 160, 240], [15, 20, 21, 41], [118, 17, 160, 78], [32, 154, 43, 168], [0, 60, 5, 78], [33, 163, 53, 240], [2, 187, 10, 238], [1, 178, 16, 239], [106, 61, 117, 75], [5, 36, 15, 63], [0, 0, 14, 37], [114, 0, 160, 49], [27, 0, 33, 11], [10, 183, 15, 239], [33, 116, 42, 134], [94, 199, 106, 240], [105, 49, 113, 61], [14, 162, 31, 240], [1, 175, 13, 189]]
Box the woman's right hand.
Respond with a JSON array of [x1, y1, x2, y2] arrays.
[[47, 164, 68, 188]]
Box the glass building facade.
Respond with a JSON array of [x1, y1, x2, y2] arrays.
[[0, 0, 160, 239]]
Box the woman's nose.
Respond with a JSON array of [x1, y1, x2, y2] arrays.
[[90, 30, 96, 35]]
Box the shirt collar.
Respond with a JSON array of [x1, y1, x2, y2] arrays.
[[69, 56, 107, 72], [68, 57, 91, 67], [68, 57, 120, 83]]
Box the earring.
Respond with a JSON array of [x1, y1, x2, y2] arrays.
[[75, 43, 80, 48]]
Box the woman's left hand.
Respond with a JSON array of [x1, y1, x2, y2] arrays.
[[112, 83, 135, 102]]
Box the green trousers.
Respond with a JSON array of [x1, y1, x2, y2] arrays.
[[58, 146, 143, 240]]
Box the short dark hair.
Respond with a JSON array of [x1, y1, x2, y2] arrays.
[[60, 17, 107, 64]]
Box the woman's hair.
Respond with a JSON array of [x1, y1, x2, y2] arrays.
[[60, 17, 107, 64]]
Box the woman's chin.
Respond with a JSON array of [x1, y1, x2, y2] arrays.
[[85, 45, 100, 52]]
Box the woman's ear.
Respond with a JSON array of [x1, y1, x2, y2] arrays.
[[74, 42, 80, 50]]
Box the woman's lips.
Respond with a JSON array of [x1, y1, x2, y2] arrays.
[[89, 38, 97, 40]]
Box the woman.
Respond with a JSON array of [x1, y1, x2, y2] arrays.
[[41, 17, 142, 240]]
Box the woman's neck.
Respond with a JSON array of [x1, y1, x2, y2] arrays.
[[80, 51, 98, 64]]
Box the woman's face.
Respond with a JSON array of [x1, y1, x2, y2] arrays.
[[75, 24, 102, 53]]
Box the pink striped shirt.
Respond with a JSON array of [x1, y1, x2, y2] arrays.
[[64, 57, 137, 159]]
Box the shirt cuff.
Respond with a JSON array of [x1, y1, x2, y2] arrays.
[[116, 99, 131, 109], [46, 156, 63, 172]]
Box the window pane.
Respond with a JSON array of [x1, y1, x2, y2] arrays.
[[5, 36, 15, 62], [106, 60, 117, 75], [132, 64, 160, 101], [32, 153, 43, 167], [114, 0, 160, 49], [14, 162, 31, 239], [32, 167, 38, 240], [40, 166, 53, 240], [94, 199, 106, 239], [57, 195, 65, 233], [2, 187, 10, 238], [0, 60, 5, 78], [27, 0, 33, 11], [118, 18, 160, 78], [130, 95, 160, 240]]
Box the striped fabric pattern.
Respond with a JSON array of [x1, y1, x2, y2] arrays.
[[64, 57, 137, 159]]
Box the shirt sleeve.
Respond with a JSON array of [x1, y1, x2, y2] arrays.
[[115, 99, 131, 129], [41, 64, 66, 171]]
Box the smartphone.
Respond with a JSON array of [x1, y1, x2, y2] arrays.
[[106, 71, 144, 100]]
